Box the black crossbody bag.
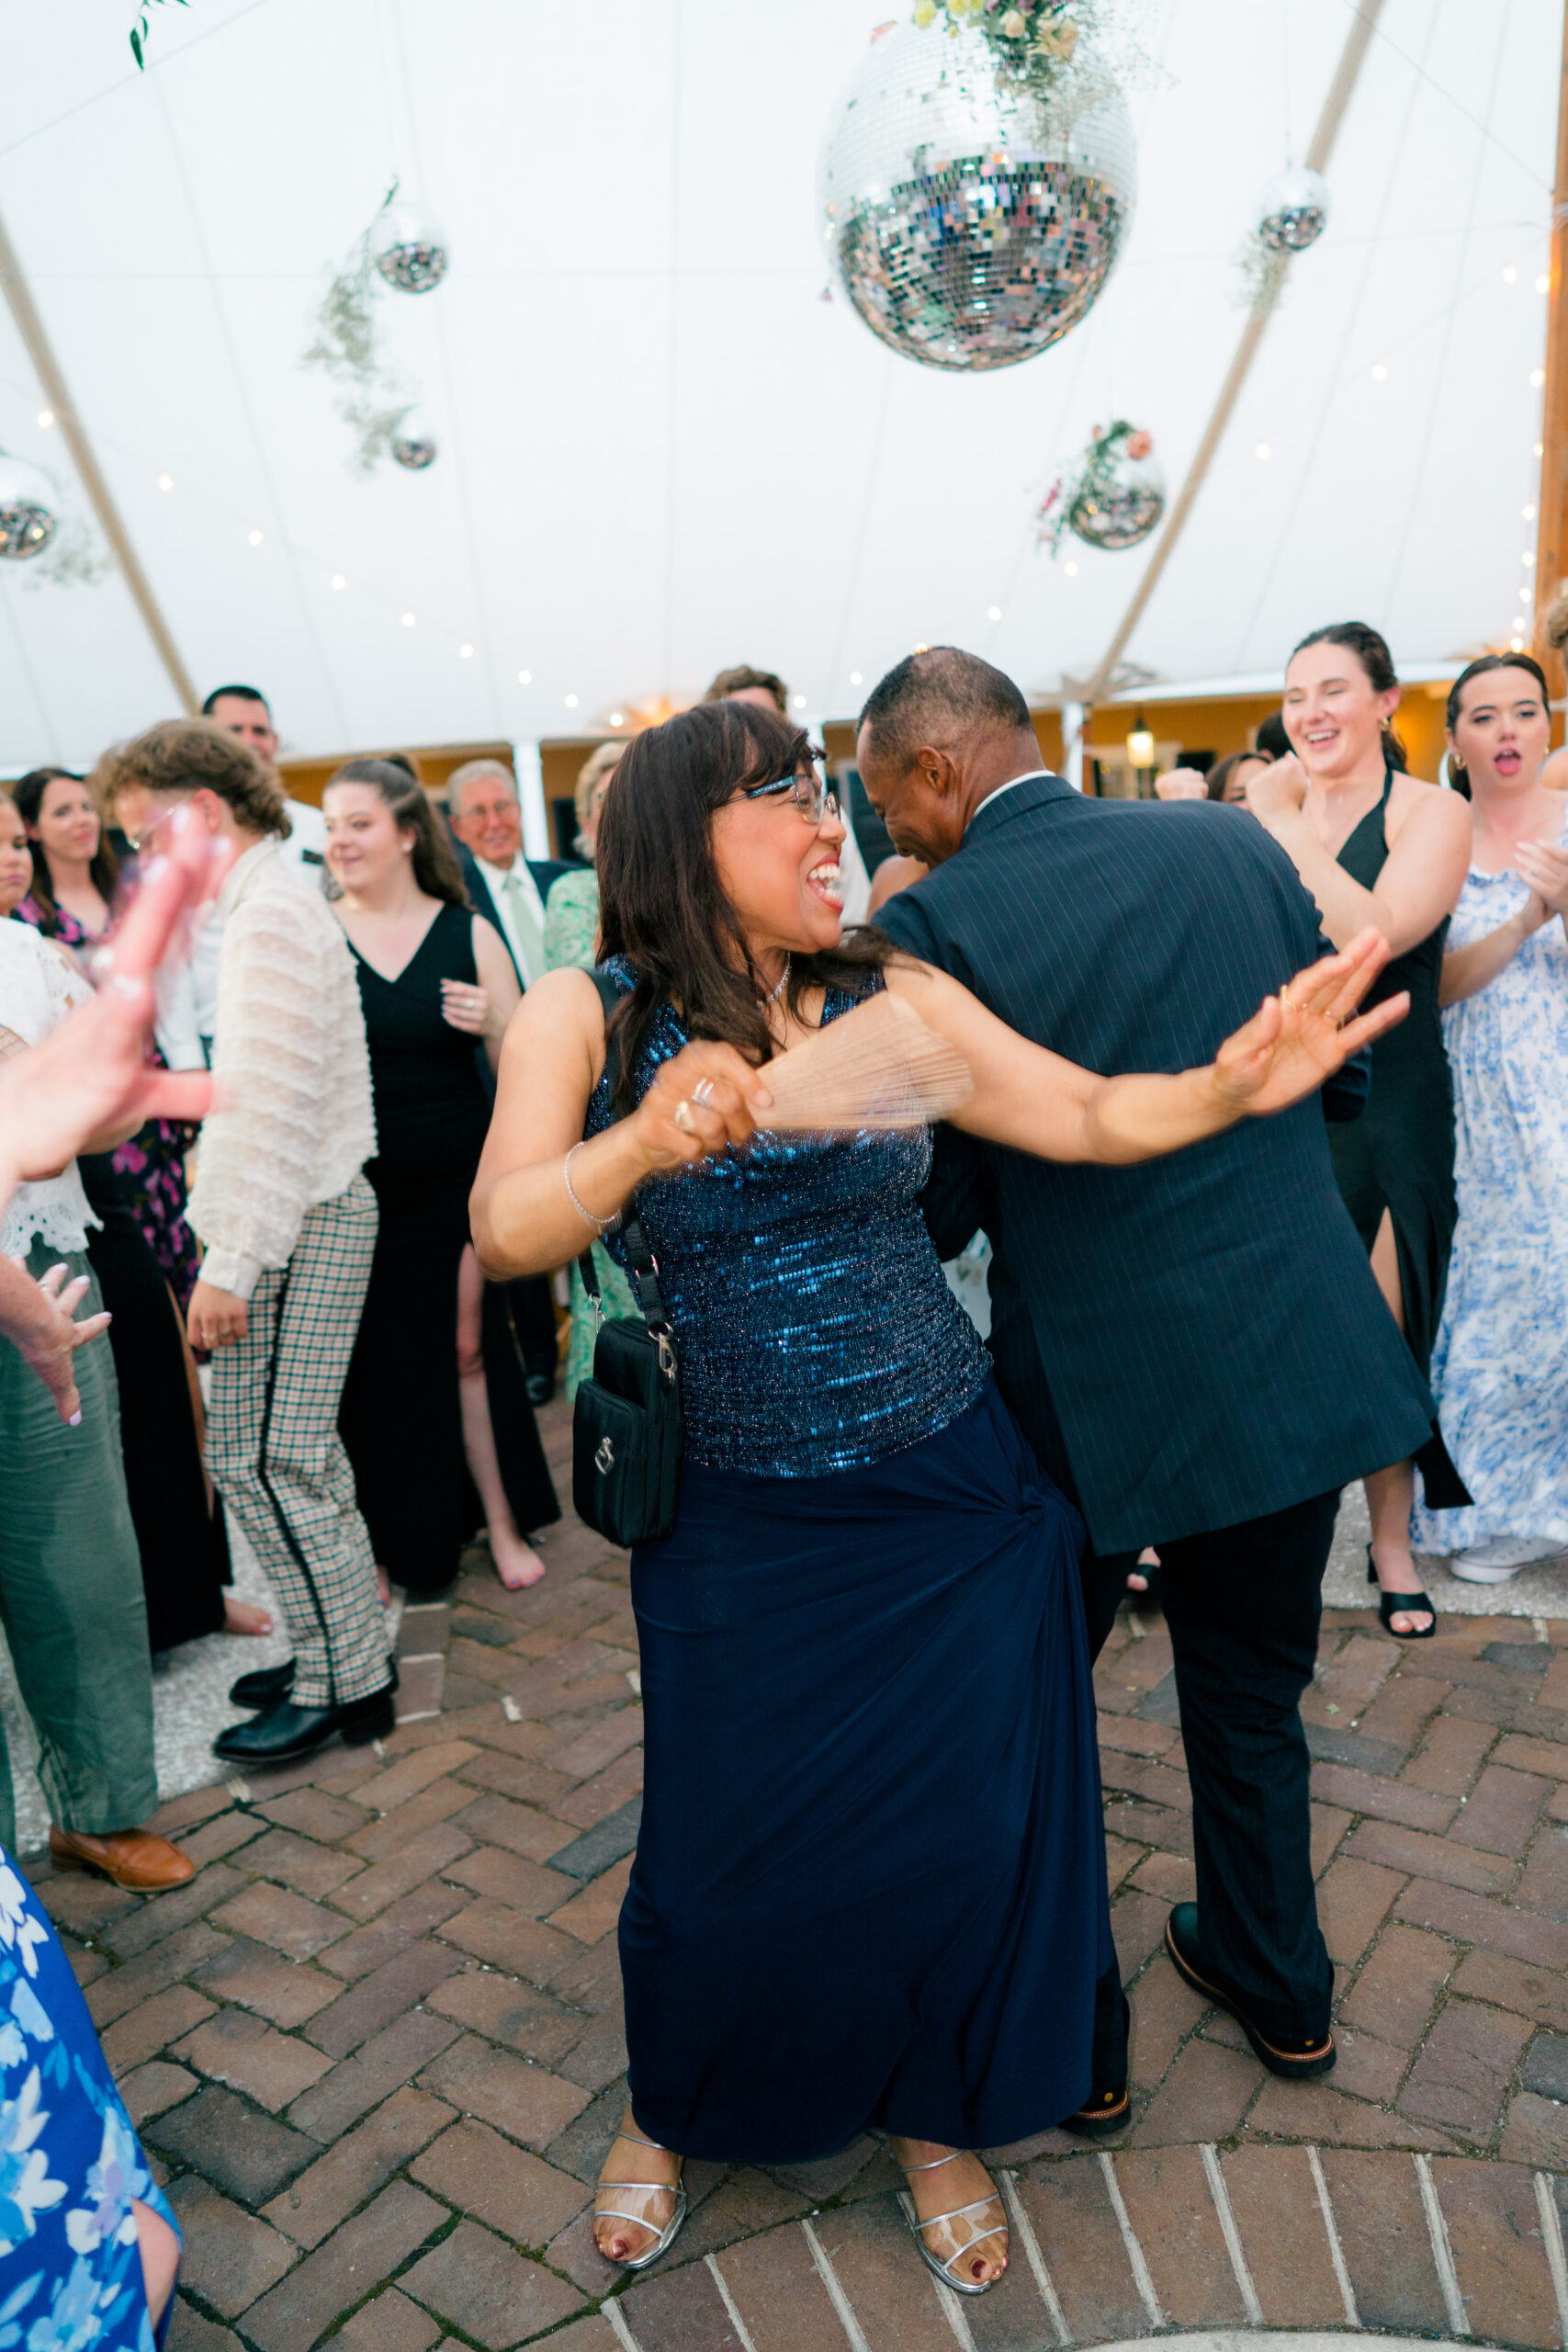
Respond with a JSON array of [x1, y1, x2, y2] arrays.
[[570, 971, 682, 1546]]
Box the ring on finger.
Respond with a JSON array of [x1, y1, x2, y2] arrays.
[[1280, 987, 1299, 1012], [692, 1077, 716, 1106]]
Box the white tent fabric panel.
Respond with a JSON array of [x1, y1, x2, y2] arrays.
[[0, 0, 1559, 771]]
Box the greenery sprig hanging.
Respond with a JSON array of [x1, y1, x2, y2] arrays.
[[301, 184, 416, 475], [130, 0, 188, 71], [912, 0, 1161, 129]]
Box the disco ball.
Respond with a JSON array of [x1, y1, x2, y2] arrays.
[[390, 422, 437, 470], [1069, 438, 1164, 550], [375, 201, 449, 294], [0, 454, 58, 560], [818, 17, 1135, 372], [1258, 164, 1329, 254]]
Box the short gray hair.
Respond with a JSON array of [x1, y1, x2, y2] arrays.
[[447, 757, 517, 815]]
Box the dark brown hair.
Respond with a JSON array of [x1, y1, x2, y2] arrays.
[[1288, 621, 1408, 772], [702, 664, 788, 714], [1205, 750, 1270, 803], [1444, 653, 1551, 797], [97, 719, 291, 840], [12, 765, 119, 934], [596, 700, 892, 1106], [327, 758, 468, 907]]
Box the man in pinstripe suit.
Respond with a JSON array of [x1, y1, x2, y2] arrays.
[[862, 650, 1434, 2098]]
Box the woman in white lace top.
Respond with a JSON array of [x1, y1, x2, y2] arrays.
[[0, 836, 196, 1891]]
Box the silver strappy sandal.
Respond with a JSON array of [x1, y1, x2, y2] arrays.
[[592, 2128, 688, 2273], [898, 2150, 1009, 2298]]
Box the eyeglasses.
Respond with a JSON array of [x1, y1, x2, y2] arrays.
[[744, 771, 840, 826]]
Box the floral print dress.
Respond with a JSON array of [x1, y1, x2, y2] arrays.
[[12, 899, 201, 1309], [0, 1851, 177, 2352]]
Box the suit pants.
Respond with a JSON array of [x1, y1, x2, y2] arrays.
[[207, 1177, 390, 1710], [1089, 1492, 1340, 2046], [0, 1243, 157, 1851]]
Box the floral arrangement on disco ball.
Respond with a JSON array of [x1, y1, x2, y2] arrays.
[[914, 0, 1083, 102], [302, 181, 447, 473], [1234, 165, 1330, 309], [1034, 420, 1164, 555], [0, 447, 107, 589]]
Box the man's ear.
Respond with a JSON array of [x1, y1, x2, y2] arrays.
[[918, 748, 959, 798]]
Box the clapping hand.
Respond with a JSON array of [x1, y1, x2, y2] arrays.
[[1211, 929, 1408, 1117], [441, 978, 490, 1036], [1516, 837, 1568, 922], [1243, 752, 1310, 822], [630, 1040, 773, 1170]]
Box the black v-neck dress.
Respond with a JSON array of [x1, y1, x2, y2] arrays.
[[1326, 771, 1470, 1509], [338, 901, 559, 1589]]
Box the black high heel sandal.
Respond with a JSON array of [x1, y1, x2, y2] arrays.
[[1367, 1543, 1437, 1639]]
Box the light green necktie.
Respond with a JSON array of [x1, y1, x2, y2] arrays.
[[501, 866, 546, 987]]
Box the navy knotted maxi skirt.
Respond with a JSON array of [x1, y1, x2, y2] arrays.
[[620, 1379, 1111, 2163]]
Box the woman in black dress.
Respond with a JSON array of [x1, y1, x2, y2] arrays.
[[326, 760, 559, 1595], [1247, 623, 1472, 1634]]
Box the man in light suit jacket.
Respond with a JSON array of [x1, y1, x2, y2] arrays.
[[863, 649, 1434, 2120], [447, 758, 571, 1400]]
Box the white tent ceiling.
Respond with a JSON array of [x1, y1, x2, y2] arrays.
[[0, 0, 1560, 771]]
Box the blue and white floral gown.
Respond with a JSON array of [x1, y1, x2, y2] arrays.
[[0, 1852, 177, 2352], [1412, 842, 1568, 1556]]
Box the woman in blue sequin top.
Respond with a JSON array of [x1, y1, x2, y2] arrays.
[[472, 700, 1403, 2297]]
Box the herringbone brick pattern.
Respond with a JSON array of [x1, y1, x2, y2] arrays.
[[20, 1406, 1568, 2349]]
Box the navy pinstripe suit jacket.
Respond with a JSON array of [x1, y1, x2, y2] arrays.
[[874, 774, 1435, 1552]]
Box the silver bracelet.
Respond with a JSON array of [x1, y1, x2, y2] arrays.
[[564, 1142, 620, 1232]]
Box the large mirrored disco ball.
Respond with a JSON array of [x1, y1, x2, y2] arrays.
[[1070, 440, 1164, 549], [390, 422, 437, 469], [818, 18, 1135, 372], [0, 454, 58, 560], [375, 201, 449, 294], [1258, 164, 1329, 254]]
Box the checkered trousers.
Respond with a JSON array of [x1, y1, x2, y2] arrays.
[[207, 1174, 391, 1709]]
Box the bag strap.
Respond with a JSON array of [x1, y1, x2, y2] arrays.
[[577, 968, 672, 1337]]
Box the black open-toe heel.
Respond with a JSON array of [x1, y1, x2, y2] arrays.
[[1367, 1544, 1436, 1640]]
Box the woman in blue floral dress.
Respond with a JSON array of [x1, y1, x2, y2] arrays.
[[0, 1849, 179, 2349], [1412, 656, 1568, 1580]]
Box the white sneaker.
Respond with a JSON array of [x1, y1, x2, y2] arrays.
[[1450, 1536, 1567, 1583]]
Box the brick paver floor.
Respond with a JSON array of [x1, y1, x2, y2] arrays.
[[21, 1402, 1568, 2350]]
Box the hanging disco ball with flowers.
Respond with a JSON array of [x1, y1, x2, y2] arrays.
[[1258, 164, 1329, 254], [818, 11, 1137, 372], [1035, 421, 1164, 554], [390, 417, 437, 470], [0, 452, 59, 560], [374, 199, 449, 295]]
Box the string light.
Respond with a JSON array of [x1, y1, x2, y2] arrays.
[[1064, 560, 1079, 577], [565, 693, 579, 708], [913, 641, 929, 653], [157, 472, 174, 492], [1371, 362, 1388, 382], [1536, 441, 1545, 458], [402, 611, 415, 627], [1511, 635, 1526, 650], [609, 711, 626, 726], [1530, 368, 1546, 388], [248, 528, 264, 546], [987, 604, 1002, 620], [1524, 503, 1537, 520], [331, 573, 346, 590], [849, 670, 863, 685], [459, 643, 474, 659], [792, 693, 807, 707], [1503, 265, 1519, 285], [1523, 551, 1536, 567], [517, 669, 533, 684], [1538, 275, 1551, 295], [37, 409, 53, 428], [1255, 443, 1271, 459]]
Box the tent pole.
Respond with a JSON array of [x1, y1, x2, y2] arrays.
[[0, 203, 197, 715], [1533, 0, 1568, 698], [1080, 0, 1387, 711]]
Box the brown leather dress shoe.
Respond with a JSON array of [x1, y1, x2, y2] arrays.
[[48, 1826, 197, 1892]]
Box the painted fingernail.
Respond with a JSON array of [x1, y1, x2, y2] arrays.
[[68, 1410, 82, 1426]]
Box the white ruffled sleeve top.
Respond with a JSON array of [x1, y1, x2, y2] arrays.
[[0, 919, 99, 1260], [187, 838, 377, 1300]]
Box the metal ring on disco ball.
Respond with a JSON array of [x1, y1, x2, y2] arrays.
[[391, 428, 437, 470], [817, 17, 1136, 372], [0, 455, 59, 560], [375, 202, 450, 294], [1070, 445, 1165, 551], [1258, 164, 1329, 255]]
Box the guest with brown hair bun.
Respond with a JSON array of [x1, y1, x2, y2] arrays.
[[326, 758, 561, 1593], [1247, 621, 1472, 1637]]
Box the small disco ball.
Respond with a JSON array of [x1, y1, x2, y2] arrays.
[[390, 425, 437, 470], [0, 454, 58, 560], [818, 17, 1135, 372], [1258, 164, 1329, 254], [1069, 439, 1165, 550], [375, 202, 449, 294]]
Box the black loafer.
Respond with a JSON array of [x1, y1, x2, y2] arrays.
[[230, 1658, 296, 1710], [213, 1679, 397, 1766], [1062, 2085, 1132, 2140], [1166, 1904, 1335, 2079]]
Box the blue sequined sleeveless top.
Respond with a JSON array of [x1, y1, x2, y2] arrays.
[[584, 963, 989, 1478]]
